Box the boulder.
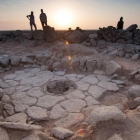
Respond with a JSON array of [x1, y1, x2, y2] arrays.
[[128, 97, 140, 109], [128, 85, 140, 99], [36, 53, 51, 62], [51, 127, 74, 139], [86, 106, 126, 126], [44, 26, 57, 42], [126, 24, 138, 32], [116, 39, 126, 44], [90, 39, 97, 47], [10, 56, 21, 66], [32, 30, 45, 40], [66, 30, 85, 43], [89, 33, 98, 39], [86, 60, 96, 71], [21, 57, 34, 64], [97, 41, 107, 49], [61, 56, 70, 68], [0, 58, 9, 67], [132, 54, 139, 60], [106, 60, 121, 75]]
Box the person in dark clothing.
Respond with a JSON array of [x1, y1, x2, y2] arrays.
[[27, 11, 37, 31], [40, 9, 47, 30], [117, 17, 124, 29]]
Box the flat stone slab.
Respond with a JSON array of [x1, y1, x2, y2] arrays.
[[98, 81, 119, 91], [76, 81, 90, 91], [0, 81, 10, 89], [4, 87, 15, 95], [0, 127, 9, 140], [55, 113, 84, 128], [108, 134, 124, 140], [97, 75, 111, 82], [51, 127, 74, 140], [27, 87, 44, 98], [60, 99, 87, 113], [11, 92, 26, 100], [112, 80, 125, 85], [0, 122, 43, 131], [15, 73, 34, 81], [50, 104, 68, 120], [88, 85, 107, 99], [66, 90, 86, 99], [81, 75, 98, 85], [16, 85, 32, 92], [65, 74, 79, 82], [32, 79, 48, 87], [5, 113, 27, 123], [31, 68, 40, 74], [37, 95, 65, 109], [94, 70, 104, 75], [27, 106, 48, 121], [20, 77, 39, 85], [86, 106, 126, 126], [55, 71, 65, 76], [36, 71, 54, 79], [85, 96, 100, 106], [3, 74, 17, 80], [22, 134, 39, 140]]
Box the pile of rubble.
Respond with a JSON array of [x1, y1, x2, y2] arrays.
[[97, 24, 140, 44]]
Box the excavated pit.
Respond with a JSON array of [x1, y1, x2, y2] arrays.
[[45, 80, 77, 95]]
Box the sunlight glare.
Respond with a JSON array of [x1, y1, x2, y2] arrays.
[[55, 10, 72, 26]]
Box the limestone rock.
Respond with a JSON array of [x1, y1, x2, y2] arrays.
[[50, 104, 68, 120], [90, 39, 97, 47], [61, 56, 70, 68], [128, 97, 140, 109], [36, 53, 51, 62], [60, 99, 86, 113], [97, 41, 107, 49], [86, 60, 96, 71], [21, 57, 34, 64], [22, 134, 39, 140], [89, 33, 98, 39], [33, 30, 44, 40], [1, 95, 11, 103], [66, 30, 85, 44], [0, 127, 9, 140], [66, 90, 86, 99], [76, 81, 90, 91], [85, 96, 100, 106], [3, 104, 15, 116], [52, 62, 62, 69], [128, 85, 140, 99], [86, 106, 126, 126], [108, 134, 124, 140], [10, 56, 21, 66], [106, 60, 121, 75], [27, 106, 48, 121], [0, 122, 43, 130], [71, 58, 79, 68], [126, 24, 138, 32], [55, 113, 84, 128], [3, 74, 17, 80], [51, 127, 74, 140], [5, 113, 27, 123], [81, 75, 98, 85], [88, 85, 107, 99], [98, 81, 119, 91], [132, 54, 139, 60], [37, 95, 65, 109], [0, 58, 9, 67], [97, 75, 111, 82]]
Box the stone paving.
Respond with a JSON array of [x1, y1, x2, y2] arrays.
[[0, 67, 126, 129]]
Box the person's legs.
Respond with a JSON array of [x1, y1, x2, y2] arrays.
[[30, 24, 33, 31], [41, 22, 44, 30], [33, 23, 37, 30], [44, 22, 47, 26]]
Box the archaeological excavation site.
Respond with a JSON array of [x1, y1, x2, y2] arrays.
[[0, 24, 140, 140]]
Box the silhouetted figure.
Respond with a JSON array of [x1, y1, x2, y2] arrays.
[[40, 9, 47, 30], [27, 11, 37, 31], [117, 17, 124, 29]]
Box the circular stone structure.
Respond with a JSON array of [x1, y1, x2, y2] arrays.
[[45, 80, 77, 95]]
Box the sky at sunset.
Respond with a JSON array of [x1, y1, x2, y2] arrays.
[[0, 0, 140, 30]]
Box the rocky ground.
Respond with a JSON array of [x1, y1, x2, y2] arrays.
[[0, 29, 140, 140]]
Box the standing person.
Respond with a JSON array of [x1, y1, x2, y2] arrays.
[[26, 11, 37, 31], [117, 17, 124, 29], [40, 9, 47, 29]]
